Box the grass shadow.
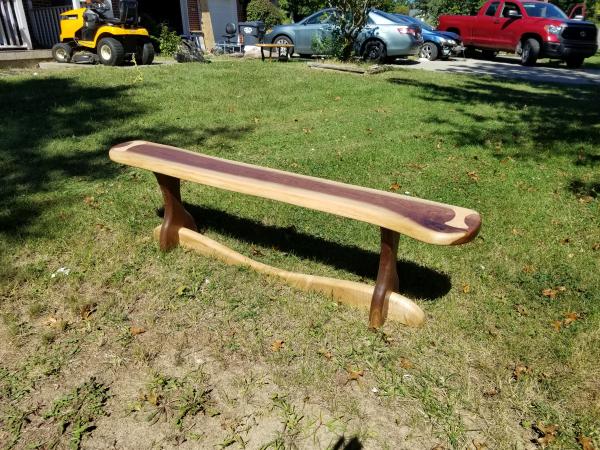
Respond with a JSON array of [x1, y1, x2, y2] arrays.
[[158, 204, 452, 301]]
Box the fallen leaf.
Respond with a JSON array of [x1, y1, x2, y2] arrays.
[[515, 304, 528, 316], [366, 128, 373, 133], [254, 117, 260, 124], [533, 422, 558, 448], [390, 183, 400, 191], [542, 288, 558, 299], [467, 171, 480, 182], [398, 357, 414, 369], [83, 196, 98, 208], [552, 320, 562, 332], [577, 435, 595, 450], [271, 339, 285, 352], [346, 367, 364, 383], [251, 246, 264, 256], [578, 196, 593, 204], [130, 326, 146, 336], [473, 440, 488, 450], [557, 286, 567, 292], [145, 391, 161, 406], [512, 228, 521, 235], [482, 386, 500, 397], [513, 364, 531, 380], [462, 284, 471, 294], [563, 312, 580, 326], [334, 96, 341, 101], [80, 303, 97, 320], [302, 128, 312, 133], [431, 445, 446, 450], [592, 243, 600, 251]]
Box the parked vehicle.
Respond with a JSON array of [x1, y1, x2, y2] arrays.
[[437, 0, 598, 68], [263, 8, 422, 62], [394, 14, 464, 60]]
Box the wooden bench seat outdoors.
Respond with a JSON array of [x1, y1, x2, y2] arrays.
[[109, 141, 481, 328]]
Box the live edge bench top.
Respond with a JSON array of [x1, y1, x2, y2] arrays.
[[110, 141, 481, 246]]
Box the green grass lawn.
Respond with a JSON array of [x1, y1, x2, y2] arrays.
[[1, 60, 599, 449]]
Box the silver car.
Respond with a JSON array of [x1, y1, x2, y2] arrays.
[[263, 9, 422, 62]]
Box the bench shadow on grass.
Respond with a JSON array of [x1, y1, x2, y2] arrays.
[[0, 76, 252, 243], [160, 204, 451, 302]]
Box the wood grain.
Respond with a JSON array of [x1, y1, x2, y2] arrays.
[[155, 226, 425, 327], [110, 141, 481, 246]]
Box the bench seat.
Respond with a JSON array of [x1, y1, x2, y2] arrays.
[[109, 141, 482, 328]]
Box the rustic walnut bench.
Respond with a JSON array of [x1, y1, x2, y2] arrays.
[[109, 141, 481, 328]]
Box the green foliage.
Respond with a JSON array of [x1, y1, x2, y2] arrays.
[[327, 0, 375, 60], [247, 0, 286, 29], [414, 0, 483, 23], [277, 0, 327, 21], [156, 24, 181, 56]]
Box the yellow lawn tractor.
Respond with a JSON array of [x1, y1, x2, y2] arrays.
[[52, 0, 154, 66]]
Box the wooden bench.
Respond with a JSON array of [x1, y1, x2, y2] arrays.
[[109, 141, 481, 328], [255, 43, 294, 61]]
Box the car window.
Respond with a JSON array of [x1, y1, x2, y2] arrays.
[[305, 10, 336, 25], [485, 2, 500, 16], [369, 11, 400, 25], [501, 2, 521, 17], [522, 2, 568, 18]]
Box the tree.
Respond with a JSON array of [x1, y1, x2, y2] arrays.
[[327, 0, 373, 60], [414, 0, 482, 22]]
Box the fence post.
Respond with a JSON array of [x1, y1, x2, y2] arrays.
[[13, 0, 32, 49]]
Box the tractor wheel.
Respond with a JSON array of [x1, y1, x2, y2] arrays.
[[135, 42, 155, 65], [97, 37, 125, 66], [52, 43, 73, 63]]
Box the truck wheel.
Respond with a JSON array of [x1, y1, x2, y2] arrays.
[[565, 56, 584, 69], [52, 43, 73, 63], [135, 42, 155, 65], [97, 38, 125, 66], [420, 42, 439, 60], [520, 38, 539, 66]]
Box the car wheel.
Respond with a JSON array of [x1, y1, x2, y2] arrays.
[[520, 38, 539, 66], [273, 35, 294, 56], [52, 43, 73, 63], [362, 40, 386, 63], [97, 37, 125, 66], [565, 56, 584, 69], [419, 42, 439, 61], [134, 42, 155, 65]]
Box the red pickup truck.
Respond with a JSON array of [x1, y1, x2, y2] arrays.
[[438, 0, 598, 68]]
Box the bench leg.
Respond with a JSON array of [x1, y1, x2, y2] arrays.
[[154, 173, 197, 251], [369, 227, 400, 329]]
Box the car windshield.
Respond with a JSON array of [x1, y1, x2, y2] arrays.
[[522, 2, 568, 19]]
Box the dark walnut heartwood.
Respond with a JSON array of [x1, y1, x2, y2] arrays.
[[109, 141, 481, 328]]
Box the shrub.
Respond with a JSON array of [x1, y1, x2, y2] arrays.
[[246, 0, 286, 29], [157, 24, 181, 56]]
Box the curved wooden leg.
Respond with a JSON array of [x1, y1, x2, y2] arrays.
[[369, 228, 400, 329], [154, 173, 197, 251]]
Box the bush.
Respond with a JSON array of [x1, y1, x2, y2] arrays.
[[157, 24, 180, 56], [246, 0, 286, 29]]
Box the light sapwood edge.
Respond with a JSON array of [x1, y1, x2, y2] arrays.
[[152, 226, 425, 327], [111, 144, 477, 245]]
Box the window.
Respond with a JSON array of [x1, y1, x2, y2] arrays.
[[501, 2, 521, 18], [485, 2, 500, 16], [306, 10, 336, 25]]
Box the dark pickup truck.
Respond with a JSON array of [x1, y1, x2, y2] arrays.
[[438, 0, 598, 68]]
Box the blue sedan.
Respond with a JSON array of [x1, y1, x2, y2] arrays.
[[393, 15, 464, 60], [263, 9, 423, 62]]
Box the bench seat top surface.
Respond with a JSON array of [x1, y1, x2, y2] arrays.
[[110, 141, 481, 245]]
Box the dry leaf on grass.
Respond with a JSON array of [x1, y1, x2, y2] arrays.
[[552, 320, 562, 332], [513, 364, 532, 380], [318, 348, 333, 360], [271, 339, 285, 352], [334, 96, 341, 101], [592, 243, 600, 251], [346, 367, 364, 383], [462, 284, 471, 294], [130, 326, 146, 336], [483, 386, 500, 397], [467, 171, 480, 182], [533, 422, 558, 448], [250, 246, 264, 256], [398, 357, 414, 369], [563, 312, 580, 326], [473, 440, 488, 450], [542, 288, 558, 299], [390, 183, 401, 191], [80, 303, 97, 320], [431, 444, 446, 450], [577, 435, 596, 450]]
